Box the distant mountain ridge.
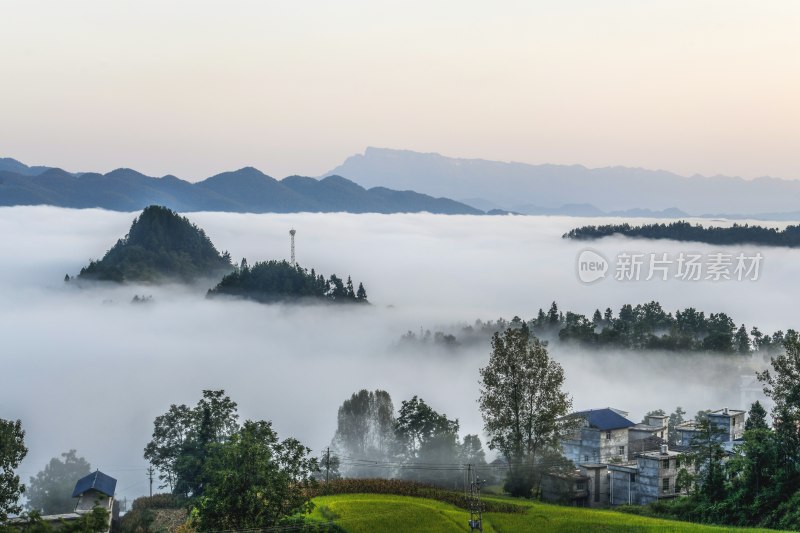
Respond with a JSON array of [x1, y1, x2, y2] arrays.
[[0, 158, 481, 215], [326, 147, 800, 219]]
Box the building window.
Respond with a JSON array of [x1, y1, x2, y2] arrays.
[[606, 431, 612, 439], [731, 418, 735, 427], [662, 459, 670, 469], [576, 481, 587, 491], [630, 473, 636, 483], [676, 457, 681, 469], [662, 478, 670, 493], [584, 455, 589, 462], [618, 446, 625, 456]]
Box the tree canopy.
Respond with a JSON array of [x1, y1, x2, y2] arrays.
[[26, 450, 91, 515], [196, 421, 317, 531], [143, 390, 239, 497], [478, 319, 574, 497], [563, 220, 800, 247], [78, 205, 232, 283], [208, 260, 368, 304], [404, 300, 794, 355], [0, 418, 27, 522]]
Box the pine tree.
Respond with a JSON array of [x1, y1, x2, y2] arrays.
[[745, 401, 769, 431], [356, 282, 367, 301]]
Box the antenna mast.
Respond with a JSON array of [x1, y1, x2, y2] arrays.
[[289, 228, 296, 265]]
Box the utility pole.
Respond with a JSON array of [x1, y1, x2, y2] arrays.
[[325, 447, 331, 486], [466, 464, 484, 532], [147, 466, 155, 497]]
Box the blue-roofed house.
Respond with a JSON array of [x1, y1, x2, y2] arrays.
[[73, 470, 117, 516], [561, 407, 637, 465], [10, 471, 120, 532]]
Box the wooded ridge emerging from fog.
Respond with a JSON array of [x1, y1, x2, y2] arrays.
[[564, 221, 800, 247], [0, 157, 480, 215]]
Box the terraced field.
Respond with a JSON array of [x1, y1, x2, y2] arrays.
[[309, 494, 787, 533]]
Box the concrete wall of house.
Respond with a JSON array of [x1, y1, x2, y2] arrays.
[[579, 466, 610, 507], [637, 457, 664, 505], [563, 427, 601, 464], [609, 468, 638, 505], [708, 412, 745, 442], [637, 455, 682, 505], [600, 428, 629, 463], [541, 474, 589, 506], [678, 429, 698, 447], [563, 427, 629, 465]]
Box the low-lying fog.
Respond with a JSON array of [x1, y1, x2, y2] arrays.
[[1, 207, 796, 501]]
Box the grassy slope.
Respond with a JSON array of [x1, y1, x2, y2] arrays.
[[310, 494, 786, 533]]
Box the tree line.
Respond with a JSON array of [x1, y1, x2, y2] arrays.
[[563, 220, 800, 247], [627, 340, 800, 530], [207, 259, 368, 304], [328, 390, 486, 488], [5, 321, 800, 530], [402, 300, 794, 354]]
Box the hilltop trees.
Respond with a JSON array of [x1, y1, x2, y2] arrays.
[[405, 301, 789, 355], [78, 205, 233, 283], [207, 260, 368, 304], [0, 418, 26, 522], [478, 318, 574, 497], [26, 450, 91, 514], [564, 220, 800, 248], [531, 301, 783, 354]]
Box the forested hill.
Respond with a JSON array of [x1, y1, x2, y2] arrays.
[[563, 221, 800, 247], [76, 206, 233, 283], [207, 260, 368, 304], [402, 300, 796, 355], [0, 158, 481, 214]]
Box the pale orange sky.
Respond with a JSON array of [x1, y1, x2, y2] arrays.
[[1, 1, 799, 180]]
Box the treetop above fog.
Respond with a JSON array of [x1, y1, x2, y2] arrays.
[[76, 205, 232, 283]]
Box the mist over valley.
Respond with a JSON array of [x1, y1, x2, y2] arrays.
[[1, 206, 793, 501]]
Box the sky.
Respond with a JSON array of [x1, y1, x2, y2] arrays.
[[1, 207, 794, 501], [1, 1, 799, 180]]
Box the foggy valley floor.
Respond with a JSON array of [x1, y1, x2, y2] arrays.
[[1, 206, 796, 502]]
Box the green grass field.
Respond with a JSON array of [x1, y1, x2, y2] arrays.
[[309, 494, 787, 533]]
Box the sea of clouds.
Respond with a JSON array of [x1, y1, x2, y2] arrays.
[[1, 207, 796, 501]]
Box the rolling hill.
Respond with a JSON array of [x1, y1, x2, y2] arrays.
[[0, 158, 481, 215], [77, 205, 233, 283], [308, 494, 786, 533]]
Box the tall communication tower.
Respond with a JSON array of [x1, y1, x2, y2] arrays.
[[289, 228, 296, 265]]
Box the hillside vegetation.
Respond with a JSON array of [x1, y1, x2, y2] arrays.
[[208, 260, 368, 304], [77, 205, 232, 283], [564, 221, 800, 247], [309, 494, 787, 533]]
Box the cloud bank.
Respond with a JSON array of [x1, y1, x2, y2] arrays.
[[1, 207, 794, 500]]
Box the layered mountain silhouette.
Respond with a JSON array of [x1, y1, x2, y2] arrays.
[[327, 147, 800, 219], [0, 158, 481, 215], [8, 150, 800, 219]]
